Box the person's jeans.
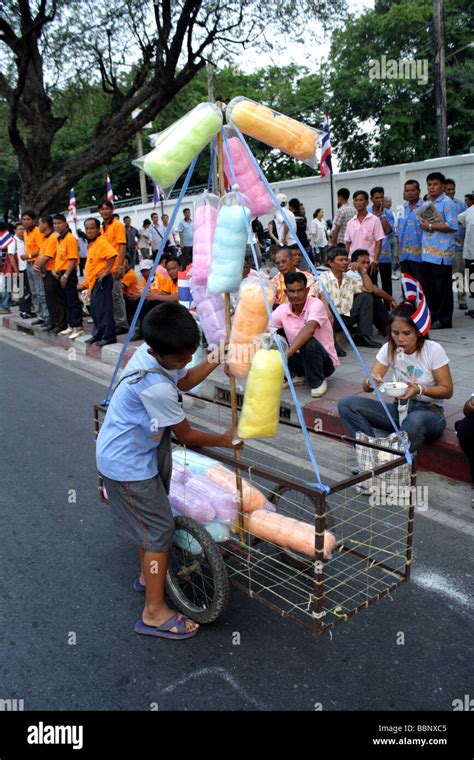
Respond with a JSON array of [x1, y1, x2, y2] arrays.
[[288, 337, 335, 388], [334, 291, 374, 340], [338, 395, 446, 452], [26, 262, 50, 321], [1, 279, 11, 310]]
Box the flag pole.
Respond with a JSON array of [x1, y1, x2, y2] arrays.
[[216, 97, 245, 544]]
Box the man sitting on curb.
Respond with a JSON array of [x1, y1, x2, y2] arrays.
[[314, 247, 382, 352], [346, 249, 397, 337], [272, 272, 339, 398]]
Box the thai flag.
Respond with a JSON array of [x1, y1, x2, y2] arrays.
[[178, 270, 194, 310], [320, 112, 332, 177], [401, 273, 421, 302], [0, 229, 13, 250], [106, 174, 114, 202], [153, 183, 163, 210], [401, 273, 431, 334]]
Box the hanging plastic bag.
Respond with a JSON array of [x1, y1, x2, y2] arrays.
[[226, 97, 318, 167], [228, 275, 275, 377], [137, 103, 222, 190], [222, 130, 274, 217], [237, 335, 285, 439], [189, 280, 226, 348], [246, 510, 337, 559], [192, 191, 220, 286], [207, 189, 251, 294]]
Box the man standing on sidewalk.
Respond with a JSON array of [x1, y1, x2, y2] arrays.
[[77, 218, 117, 347], [330, 188, 355, 246], [98, 201, 129, 336], [34, 215, 67, 334], [344, 190, 385, 278], [22, 210, 49, 326], [369, 186, 395, 296], [397, 179, 424, 281], [445, 178, 467, 311], [178, 207, 194, 267], [420, 172, 458, 330], [53, 214, 84, 339], [123, 216, 139, 268]]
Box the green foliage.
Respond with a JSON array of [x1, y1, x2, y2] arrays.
[[326, 0, 474, 170]]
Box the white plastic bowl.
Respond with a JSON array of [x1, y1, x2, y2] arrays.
[[381, 381, 409, 398]]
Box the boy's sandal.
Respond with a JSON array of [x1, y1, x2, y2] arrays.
[[134, 614, 199, 640], [133, 577, 145, 592]]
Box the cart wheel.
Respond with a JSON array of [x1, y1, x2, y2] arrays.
[[269, 485, 317, 572], [166, 516, 229, 624]]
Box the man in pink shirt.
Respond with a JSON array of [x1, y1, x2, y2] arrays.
[[344, 190, 385, 276], [272, 272, 339, 398]]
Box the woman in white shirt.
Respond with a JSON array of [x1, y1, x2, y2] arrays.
[[338, 301, 453, 452]]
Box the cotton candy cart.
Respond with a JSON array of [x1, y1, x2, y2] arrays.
[[94, 395, 417, 637]]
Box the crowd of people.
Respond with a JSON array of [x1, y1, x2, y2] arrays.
[[1, 171, 473, 488]]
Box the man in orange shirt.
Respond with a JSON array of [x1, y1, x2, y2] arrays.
[[34, 215, 66, 334], [22, 210, 49, 325], [98, 201, 129, 335], [77, 217, 117, 346], [52, 214, 84, 339]]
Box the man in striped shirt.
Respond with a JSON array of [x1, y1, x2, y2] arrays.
[[330, 188, 356, 246]]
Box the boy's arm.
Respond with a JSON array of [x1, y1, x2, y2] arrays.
[[177, 343, 225, 392], [168, 418, 242, 449]]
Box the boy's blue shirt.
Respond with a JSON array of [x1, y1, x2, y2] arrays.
[[96, 343, 187, 482]]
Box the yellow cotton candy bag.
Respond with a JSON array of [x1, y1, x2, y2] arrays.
[[237, 348, 285, 439]]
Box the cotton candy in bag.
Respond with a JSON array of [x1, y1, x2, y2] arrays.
[[192, 191, 220, 286], [139, 103, 222, 189], [237, 337, 285, 439], [222, 130, 273, 217], [227, 96, 318, 168], [207, 189, 251, 294], [228, 274, 275, 377], [189, 280, 226, 348]]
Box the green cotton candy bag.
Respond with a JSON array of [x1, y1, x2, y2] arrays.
[[143, 103, 222, 188]]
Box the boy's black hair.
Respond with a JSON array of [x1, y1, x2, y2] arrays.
[[142, 303, 200, 355], [284, 271, 307, 287], [370, 186, 384, 197], [337, 188, 350, 201], [351, 248, 369, 262], [426, 171, 445, 183], [353, 190, 369, 201], [98, 200, 114, 210], [22, 209, 37, 219], [405, 179, 420, 190], [327, 246, 348, 262]]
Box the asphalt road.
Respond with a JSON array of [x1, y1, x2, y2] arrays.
[[0, 334, 473, 712]]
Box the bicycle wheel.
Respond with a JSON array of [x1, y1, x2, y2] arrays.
[[166, 516, 229, 624]]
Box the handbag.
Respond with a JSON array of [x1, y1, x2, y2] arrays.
[[355, 430, 411, 497]]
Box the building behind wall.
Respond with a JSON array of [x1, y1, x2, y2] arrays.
[[73, 153, 474, 231]]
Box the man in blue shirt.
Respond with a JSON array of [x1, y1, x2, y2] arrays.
[[397, 179, 424, 282], [420, 171, 459, 329], [178, 207, 194, 268], [97, 303, 240, 640], [445, 178, 467, 310], [369, 186, 395, 299]]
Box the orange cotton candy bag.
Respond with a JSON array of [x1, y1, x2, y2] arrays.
[[227, 97, 318, 166], [206, 463, 267, 511], [228, 275, 275, 378], [247, 510, 337, 559]]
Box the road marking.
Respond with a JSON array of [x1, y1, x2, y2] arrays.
[[412, 567, 473, 611], [159, 666, 267, 710]]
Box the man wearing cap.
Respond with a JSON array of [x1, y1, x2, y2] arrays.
[[269, 194, 298, 250]]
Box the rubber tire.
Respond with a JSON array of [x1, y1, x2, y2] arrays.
[[166, 516, 229, 624]]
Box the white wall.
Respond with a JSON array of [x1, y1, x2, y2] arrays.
[[73, 153, 474, 230]]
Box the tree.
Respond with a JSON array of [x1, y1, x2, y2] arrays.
[[326, 0, 474, 170], [0, 0, 345, 215]]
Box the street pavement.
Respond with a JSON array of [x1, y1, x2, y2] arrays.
[[0, 329, 473, 711]]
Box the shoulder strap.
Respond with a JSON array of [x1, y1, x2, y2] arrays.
[[112, 366, 177, 396]]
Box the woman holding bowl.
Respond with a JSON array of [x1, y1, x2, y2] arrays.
[[338, 301, 453, 453]]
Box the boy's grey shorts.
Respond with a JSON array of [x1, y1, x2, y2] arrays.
[[100, 473, 175, 553]]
